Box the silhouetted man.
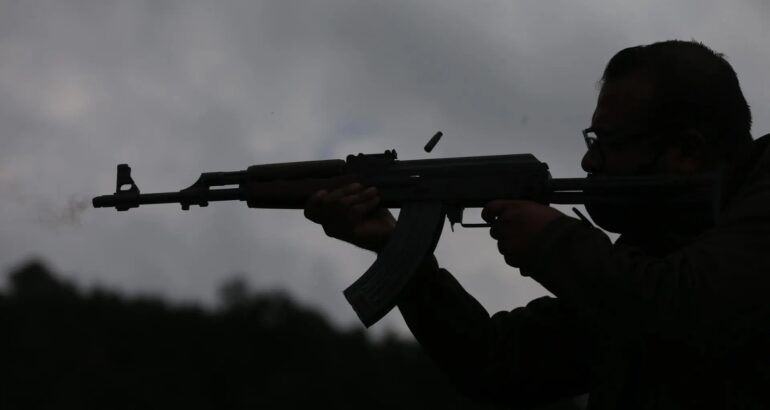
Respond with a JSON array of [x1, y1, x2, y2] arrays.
[[305, 40, 770, 409]]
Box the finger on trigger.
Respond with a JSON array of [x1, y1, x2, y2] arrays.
[[489, 225, 498, 240], [481, 200, 505, 223]]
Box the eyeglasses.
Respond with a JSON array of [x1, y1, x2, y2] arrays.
[[582, 127, 653, 168], [582, 128, 600, 152]]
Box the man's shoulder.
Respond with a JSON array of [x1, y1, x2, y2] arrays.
[[750, 133, 770, 178], [736, 134, 770, 198], [722, 133, 770, 205]]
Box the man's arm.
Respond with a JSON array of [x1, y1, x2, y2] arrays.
[[517, 178, 770, 356], [397, 257, 596, 407], [305, 184, 595, 407]]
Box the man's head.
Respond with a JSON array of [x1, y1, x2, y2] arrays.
[[582, 40, 753, 177]]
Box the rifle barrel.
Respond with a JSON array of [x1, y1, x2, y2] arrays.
[[92, 188, 244, 210]]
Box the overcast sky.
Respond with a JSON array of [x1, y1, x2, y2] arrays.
[[1, 0, 768, 336]]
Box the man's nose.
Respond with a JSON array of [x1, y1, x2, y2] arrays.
[[581, 149, 602, 173]]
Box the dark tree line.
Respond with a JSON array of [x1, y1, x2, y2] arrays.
[[0, 260, 582, 410]]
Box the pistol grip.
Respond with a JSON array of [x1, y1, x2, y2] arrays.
[[343, 201, 445, 327]]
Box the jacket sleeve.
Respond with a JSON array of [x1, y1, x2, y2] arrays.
[[520, 177, 770, 357], [397, 257, 595, 407]]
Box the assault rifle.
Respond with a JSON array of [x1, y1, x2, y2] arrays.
[[93, 135, 721, 327]]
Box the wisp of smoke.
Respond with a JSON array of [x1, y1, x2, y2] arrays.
[[60, 197, 91, 226], [0, 180, 92, 230], [34, 196, 91, 230]]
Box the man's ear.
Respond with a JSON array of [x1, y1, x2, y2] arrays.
[[669, 129, 709, 173]]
